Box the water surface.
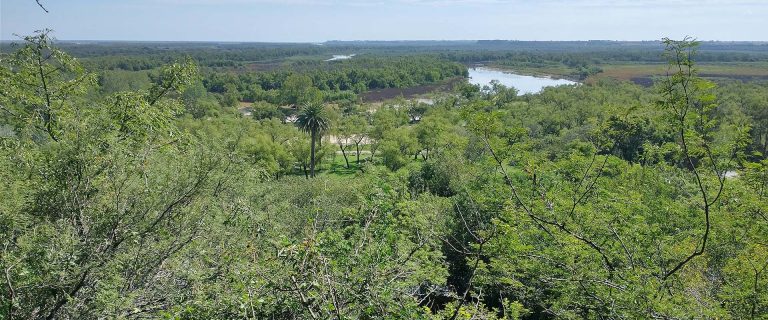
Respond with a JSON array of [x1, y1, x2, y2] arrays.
[[326, 54, 356, 61], [468, 67, 577, 95]]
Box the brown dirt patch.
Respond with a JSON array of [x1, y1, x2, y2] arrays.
[[361, 77, 463, 102]]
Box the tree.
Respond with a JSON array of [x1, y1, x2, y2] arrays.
[[656, 37, 737, 280], [380, 127, 419, 171], [347, 114, 370, 164], [415, 114, 451, 161], [221, 83, 240, 108], [335, 117, 355, 169], [251, 101, 283, 121], [407, 101, 429, 123], [282, 74, 322, 106], [0, 32, 245, 319], [0, 30, 93, 142], [296, 102, 330, 177], [369, 106, 408, 160]]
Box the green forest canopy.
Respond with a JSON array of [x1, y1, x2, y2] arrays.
[[1, 32, 767, 319]]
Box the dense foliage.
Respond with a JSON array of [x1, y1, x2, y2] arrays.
[[1, 33, 767, 319], [203, 55, 467, 103], [82, 52, 467, 113]]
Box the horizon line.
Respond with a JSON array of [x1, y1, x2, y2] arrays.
[[2, 39, 768, 44]]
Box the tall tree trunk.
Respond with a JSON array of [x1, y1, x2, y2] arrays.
[[339, 142, 350, 169], [370, 142, 378, 162], [762, 133, 767, 158], [354, 141, 361, 164], [310, 129, 316, 177]]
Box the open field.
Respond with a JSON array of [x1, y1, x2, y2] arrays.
[[587, 62, 768, 86], [483, 60, 768, 87]]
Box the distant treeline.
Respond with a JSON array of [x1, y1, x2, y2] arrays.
[[442, 49, 768, 64], [203, 56, 467, 106], [11, 39, 765, 109], [5, 39, 765, 72], [208, 56, 467, 92]]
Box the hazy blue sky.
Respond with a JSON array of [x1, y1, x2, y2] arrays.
[[2, 0, 767, 41]]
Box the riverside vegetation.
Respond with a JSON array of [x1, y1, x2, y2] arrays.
[[1, 32, 768, 319]]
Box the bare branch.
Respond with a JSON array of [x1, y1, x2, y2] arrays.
[[36, 0, 49, 13]]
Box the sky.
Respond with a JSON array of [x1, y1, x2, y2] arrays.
[[1, 0, 767, 42]]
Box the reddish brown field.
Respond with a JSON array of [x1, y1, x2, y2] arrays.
[[361, 77, 463, 102]]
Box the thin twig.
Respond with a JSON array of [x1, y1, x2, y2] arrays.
[[36, 0, 49, 13]]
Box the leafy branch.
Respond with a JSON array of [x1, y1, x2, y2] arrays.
[[658, 37, 728, 280]]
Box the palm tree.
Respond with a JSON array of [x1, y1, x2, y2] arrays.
[[296, 102, 330, 178]]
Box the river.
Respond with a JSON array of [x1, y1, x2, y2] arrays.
[[468, 67, 578, 95]]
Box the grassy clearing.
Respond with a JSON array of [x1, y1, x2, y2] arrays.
[[324, 152, 372, 176], [285, 150, 374, 178], [587, 62, 768, 84]]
